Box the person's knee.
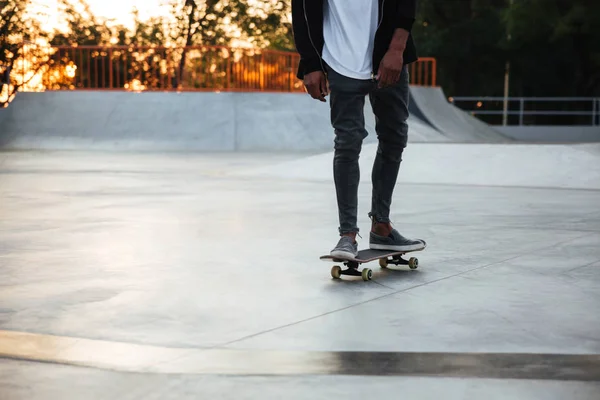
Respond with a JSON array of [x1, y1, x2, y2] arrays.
[[334, 128, 366, 160], [377, 139, 405, 163]]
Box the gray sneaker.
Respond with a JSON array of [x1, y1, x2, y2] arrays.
[[369, 228, 425, 252], [330, 236, 359, 260]]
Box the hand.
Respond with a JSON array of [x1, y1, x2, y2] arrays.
[[303, 71, 328, 102], [376, 49, 404, 88]]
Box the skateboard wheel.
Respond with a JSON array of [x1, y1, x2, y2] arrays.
[[409, 257, 418, 270], [361, 268, 372, 281], [331, 265, 342, 279], [379, 258, 388, 268]]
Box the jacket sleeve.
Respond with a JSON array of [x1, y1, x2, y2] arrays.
[[396, 0, 417, 32], [291, 0, 324, 77]]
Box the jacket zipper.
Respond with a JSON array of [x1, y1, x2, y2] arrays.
[[377, 0, 386, 31], [303, 0, 326, 73], [372, 0, 385, 80]]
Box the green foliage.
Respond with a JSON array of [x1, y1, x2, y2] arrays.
[[501, 0, 600, 96], [157, 0, 290, 48], [412, 0, 600, 97], [412, 0, 508, 96]]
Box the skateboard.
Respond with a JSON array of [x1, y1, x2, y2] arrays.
[[320, 247, 424, 281]]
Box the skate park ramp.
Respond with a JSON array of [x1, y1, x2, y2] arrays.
[[0, 91, 450, 152], [236, 142, 600, 190], [408, 86, 511, 142]]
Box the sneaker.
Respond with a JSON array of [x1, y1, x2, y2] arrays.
[[369, 228, 426, 252], [330, 236, 359, 260]]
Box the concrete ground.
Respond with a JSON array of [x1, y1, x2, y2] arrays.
[[1, 149, 600, 399]]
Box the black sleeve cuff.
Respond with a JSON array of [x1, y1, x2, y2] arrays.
[[396, 17, 415, 32], [304, 56, 323, 73], [296, 56, 324, 79]]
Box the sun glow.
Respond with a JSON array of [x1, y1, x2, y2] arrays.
[[31, 0, 167, 31]]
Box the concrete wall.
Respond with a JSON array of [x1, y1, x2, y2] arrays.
[[0, 91, 339, 151], [495, 126, 600, 143], [0, 106, 7, 147], [0, 91, 450, 152]]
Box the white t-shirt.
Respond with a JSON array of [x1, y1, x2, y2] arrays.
[[322, 0, 379, 80]]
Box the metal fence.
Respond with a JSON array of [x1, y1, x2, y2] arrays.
[[408, 57, 436, 87], [451, 96, 600, 126], [16, 44, 437, 93]]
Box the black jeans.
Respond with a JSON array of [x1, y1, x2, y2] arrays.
[[327, 65, 410, 234]]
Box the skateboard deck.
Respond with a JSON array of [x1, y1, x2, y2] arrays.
[[320, 247, 425, 281]]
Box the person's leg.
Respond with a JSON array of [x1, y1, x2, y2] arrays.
[[367, 66, 425, 251], [327, 67, 372, 258]]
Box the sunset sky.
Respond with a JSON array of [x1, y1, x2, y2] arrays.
[[32, 0, 167, 31]]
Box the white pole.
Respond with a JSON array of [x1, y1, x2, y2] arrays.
[[503, 61, 510, 126], [503, 0, 513, 126]]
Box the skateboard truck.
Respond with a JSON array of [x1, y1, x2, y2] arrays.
[[330, 261, 373, 281], [379, 254, 419, 270], [322, 248, 423, 281]]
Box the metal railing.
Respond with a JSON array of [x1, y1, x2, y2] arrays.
[[25, 45, 304, 92], [408, 57, 436, 87], [16, 44, 437, 93], [450, 96, 600, 126]]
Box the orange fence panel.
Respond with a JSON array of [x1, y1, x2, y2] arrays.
[[408, 57, 436, 87], [17, 44, 437, 93]]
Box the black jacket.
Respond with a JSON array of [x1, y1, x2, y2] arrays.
[[291, 0, 418, 80]]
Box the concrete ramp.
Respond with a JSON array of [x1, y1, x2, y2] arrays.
[[409, 86, 510, 142], [236, 142, 600, 190], [0, 91, 451, 152]]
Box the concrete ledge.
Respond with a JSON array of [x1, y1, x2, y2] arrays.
[[0, 91, 350, 151], [237, 142, 600, 190], [495, 126, 600, 143]]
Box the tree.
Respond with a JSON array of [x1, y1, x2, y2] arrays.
[[127, 9, 168, 47], [48, 0, 137, 90], [162, 0, 288, 48], [50, 0, 113, 46], [160, 0, 291, 87], [411, 0, 508, 97], [502, 0, 600, 97], [258, 1, 294, 51], [1, 0, 300, 94], [0, 0, 48, 107], [412, 0, 600, 98]]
